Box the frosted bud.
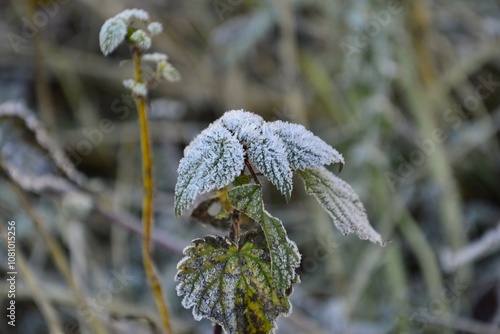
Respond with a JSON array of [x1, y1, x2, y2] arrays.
[[132, 83, 148, 97], [130, 30, 152, 51], [148, 22, 163, 35]]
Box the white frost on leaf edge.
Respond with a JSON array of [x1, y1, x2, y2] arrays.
[[298, 166, 387, 246], [174, 121, 245, 216], [246, 124, 293, 201], [99, 17, 127, 56], [269, 120, 344, 170], [220, 109, 264, 143], [175, 109, 349, 213], [115, 8, 150, 22]]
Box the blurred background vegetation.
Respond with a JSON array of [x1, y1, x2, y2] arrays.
[[1, 0, 500, 333]]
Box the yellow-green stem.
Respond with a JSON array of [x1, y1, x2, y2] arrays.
[[133, 47, 173, 334]]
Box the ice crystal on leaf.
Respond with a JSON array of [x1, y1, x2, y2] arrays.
[[175, 109, 349, 213], [246, 124, 293, 200], [227, 185, 301, 292], [220, 109, 264, 143], [130, 29, 151, 51], [160, 61, 181, 82], [176, 235, 293, 334], [99, 17, 127, 56], [115, 8, 150, 22], [269, 120, 344, 170], [298, 167, 387, 246], [147, 22, 163, 35], [174, 121, 244, 216]]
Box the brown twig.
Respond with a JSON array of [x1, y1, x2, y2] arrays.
[[245, 158, 260, 185]]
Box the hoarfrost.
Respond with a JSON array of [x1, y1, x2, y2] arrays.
[[220, 109, 264, 143], [174, 121, 244, 216], [176, 235, 291, 333], [115, 8, 150, 22], [99, 17, 127, 56], [269, 120, 344, 170], [246, 124, 293, 200], [298, 167, 387, 246]]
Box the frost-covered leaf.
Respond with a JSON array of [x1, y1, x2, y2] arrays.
[[176, 235, 292, 334], [115, 8, 150, 22], [220, 110, 293, 200], [298, 167, 387, 246], [228, 185, 301, 292], [220, 109, 264, 143], [99, 17, 127, 56], [246, 124, 293, 201], [174, 121, 244, 216], [160, 61, 180, 82], [269, 120, 344, 170], [0, 102, 85, 193]]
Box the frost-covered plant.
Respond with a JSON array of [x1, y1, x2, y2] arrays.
[[99, 8, 180, 334], [175, 110, 387, 334]]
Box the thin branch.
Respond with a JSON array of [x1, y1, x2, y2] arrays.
[[96, 205, 185, 256], [440, 222, 500, 272], [132, 47, 173, 334], [245, 158, 260, 185]]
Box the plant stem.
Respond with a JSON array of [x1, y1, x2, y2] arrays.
[[133, 47, 173, 334], [214, 324, 223, 334], [245, 158, 260, 185]]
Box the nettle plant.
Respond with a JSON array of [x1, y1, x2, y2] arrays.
[[174, 110, 387, 333], [100, 7, 386, 334]]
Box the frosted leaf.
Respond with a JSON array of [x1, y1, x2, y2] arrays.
[[220, 109, 264, 143], [269, 120, 344, 170], [228, 185, 301, 293], [130, 29, 151, 51], [174, 121, 244, 216], [99, 17, 127, 56], [142, 53, 168, 62], [161, 61, 181, 82], [246, 124, 293, 200], [176, 235, 292, 334], [122, 79, 135, 89], [147, 22, 163, 35], [115, 8, 150, 22], [298, 167, 387, 246]]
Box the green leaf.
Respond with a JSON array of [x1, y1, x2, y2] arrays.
[[232, 173, 252, 187], [176, 235, 292, 334], [298, 167, 387, 246], [227, 185, 301, 292], [99, 17, 127, 56]]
